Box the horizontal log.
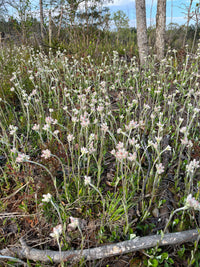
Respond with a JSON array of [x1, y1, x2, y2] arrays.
[[0, 229, 199, 263]]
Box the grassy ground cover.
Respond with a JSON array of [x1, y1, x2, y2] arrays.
[[0, 45, 200, 266]]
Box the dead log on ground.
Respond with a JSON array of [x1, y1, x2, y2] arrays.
[[0, 229, 199, 263]]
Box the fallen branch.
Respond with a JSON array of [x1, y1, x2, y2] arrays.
[[0, 229, 199, 263]]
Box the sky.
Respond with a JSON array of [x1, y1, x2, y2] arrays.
[[8, 0, 199, 28], [106, 0, 199, 27]]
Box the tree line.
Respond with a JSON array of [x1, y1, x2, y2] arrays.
[[0, 0, 199, 63]]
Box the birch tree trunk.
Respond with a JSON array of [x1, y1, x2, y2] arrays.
[[155, 0, 166, 60], [39, 0, 44, 39], [135, 0, 149, 66]]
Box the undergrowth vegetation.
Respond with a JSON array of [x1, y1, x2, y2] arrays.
[[0, 45, 200, 266]]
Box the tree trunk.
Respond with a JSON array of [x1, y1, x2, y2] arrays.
[[21, 22, 26, 44], [191, 5, 199, 53], [57, 5, 64, 39], [183, 0, 193, 48], [39, 0, 44, 40], [155, 0, 166, 60], [49, 9, 52, 47], [135, 0, 149, 66], [85, 0, 89, 47]]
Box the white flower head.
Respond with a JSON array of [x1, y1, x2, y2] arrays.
[[42, 193, 52, 202], [129, 137, 137, 146], [125, 120, 139, 131], [67, 217, 80, 231], [32, 124, 40, 131], [9, 125, 18, 135], [116, 142, 124, 150], [115, 148, 128, 161], [97, 104, 104, 112], [43, 124, 50, 131], [186, 159, 200, 174], [181, 137, 189, 145], [45, 116, 54, 124], [180, 127, 187, 134], [101, 122, 108, 133], [155, 136, 162, 143], [165, 145, 171, 151], [16, 153, 30, 163], [84, 176, 91, 185], [81, 147, 88, 155], [80, 112, 90, 128], [53, 130, 59, 135], [88, 141, 96, 154], [50, 224, 62, 239], [89, 133, 95, 142], [185, 194, 200, 210], [128, 152, 137, 162], [117, 128, 122, 134], [67, 134, 75, 142], [41, 149, 51, 159], [72, 116, 78, 123], [156, 122, 164, 130], [156, 163, 165, 175]]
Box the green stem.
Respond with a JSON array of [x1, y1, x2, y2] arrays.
[[27, 160, 60, 200]]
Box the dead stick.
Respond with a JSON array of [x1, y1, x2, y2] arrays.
[[0, 229, 199, 263]]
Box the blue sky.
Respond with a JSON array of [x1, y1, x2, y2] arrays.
[[8, 0, 198, 28], [106, 0, 199, 27]]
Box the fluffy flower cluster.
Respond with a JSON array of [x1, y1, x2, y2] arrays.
[[42, 193, 52, 202], [101, 122, 108, 133], [16, 153, 30, 163], [84, 175, 91, 185], [32, 124, 40, 131], [111, 142, 136, 162], [67, 216, 80, 231], [50, 224, 62, 239], [186, 159, 200, 174], [185, 194, 200, 210], [67, 134, 75, 142], [45, 116, 57, 125], [41, 149, 51, 159], [9, 125, 18, 135], [180, 126, 193, 147], [125, 120, 139, 131], [80, 112, 90, 127], [156, 163, 165, 175], [111, 142, 128, 161]]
